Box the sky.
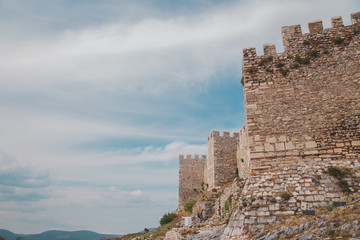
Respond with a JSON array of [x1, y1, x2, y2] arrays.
[[0, 0, 359, 235]]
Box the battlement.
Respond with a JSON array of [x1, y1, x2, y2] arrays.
[[179, 154, 207, 161], [243, 11, 360, 68], [241, 11, 360, 172], [209, 130, 240, 139]]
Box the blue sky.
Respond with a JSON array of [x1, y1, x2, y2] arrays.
[[0, 0, 359, 235]]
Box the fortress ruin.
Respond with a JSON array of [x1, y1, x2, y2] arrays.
[[178, 11, 360, 210]]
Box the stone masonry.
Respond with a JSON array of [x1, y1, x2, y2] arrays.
[[178, 11, 360, 211], [178, 154, 206, 209], [241, 12, 360, 177], [179, 131, 239, 209], [206, 130, 239, 189]]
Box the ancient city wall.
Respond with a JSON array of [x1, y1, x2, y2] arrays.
[[207, 130, 240, 189], [241, 12, 360, 173], [178, 154, 206, 209]]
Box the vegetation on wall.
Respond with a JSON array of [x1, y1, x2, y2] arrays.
[[184, 200, 197, 213]]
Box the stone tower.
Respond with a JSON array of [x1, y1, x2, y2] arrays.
[[178, 154, 206, 209], [206, 130, 239, 189], [240, 12, 360, 176]]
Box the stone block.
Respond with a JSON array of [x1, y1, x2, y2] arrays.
[[245, 211, 256, 216], [305, 141, 317, 148], [276, 142, 285, 151], [285, 142, 295, 150], [266, 136, 276, 143], [269, 203, 280, 211], [264, 143, 275, 152], [257, 211, 270, 217], [352, 141, 360, 146], [305, 196, 314, 201], [314, 195, 324, 201], [278, 136, 286, 142], [273, 211, 294, 217]]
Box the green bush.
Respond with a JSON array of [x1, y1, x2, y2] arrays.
[[295, 55, 310, 64], [280, 191, 292, 201], [246, 67, 258, 73], [159, 212, 177, 226], [327, 166, 352, 193], [327, 166, 347, 179], [224, 196, 232, 211], [184, 200, 196, 212], [333, 37, 344, 45]]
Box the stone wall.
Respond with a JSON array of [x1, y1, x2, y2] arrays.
[[178, 154, 206, 209], [237, 126, 251, 178], [206, 130, 240, 189], [222, 159, 360, 238], [241, 12, 360, 171]]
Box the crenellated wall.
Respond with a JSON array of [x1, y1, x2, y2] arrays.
[[206, 130, 240, 189], [242, 12, 360, 173], [178, 154, 206, 209], [178, 11, 360, 210]]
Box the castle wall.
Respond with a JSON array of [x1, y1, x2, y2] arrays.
[[178, 154, 206, 209], [237, 126, 251, 178], [207, 130, 240, 189], [242, 12, 360, 170], [222, 158, 360, 238]]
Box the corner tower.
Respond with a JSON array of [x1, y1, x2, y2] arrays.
[[241, 12, 360, 172], [178, 154, 206, 209]]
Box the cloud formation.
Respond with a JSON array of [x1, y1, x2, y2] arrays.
[[0, 153, 51, 201]]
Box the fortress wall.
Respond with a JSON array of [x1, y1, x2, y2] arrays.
[[242, 12, 360, 170], [237, 125, 251, 178], [178, 154, 206, 209], [207, 130, 240, 189], [223, 158, 360, 238]]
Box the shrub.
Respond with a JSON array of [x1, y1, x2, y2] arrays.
[[280, 191, 292, 201], [333, 37, 344, 45], [246, 67, 258, 73], [338, 179, 351, 193], [266, 67, 274, 72], [327, 166, 352, 193], [295, 55, 310, 64], [224, 196, 232, 211], [184, 200, 196, 212], [290, 63, 299, 69], [279, 68, 289, 77], [259, 56, 273, 66], [327, 166, 351, 179], [275, 62, 285, 68], [308, 50, 319, 58], [159, 212, 177, 226]]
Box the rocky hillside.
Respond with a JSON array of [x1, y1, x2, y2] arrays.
[[114, 164, 360, 240]]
